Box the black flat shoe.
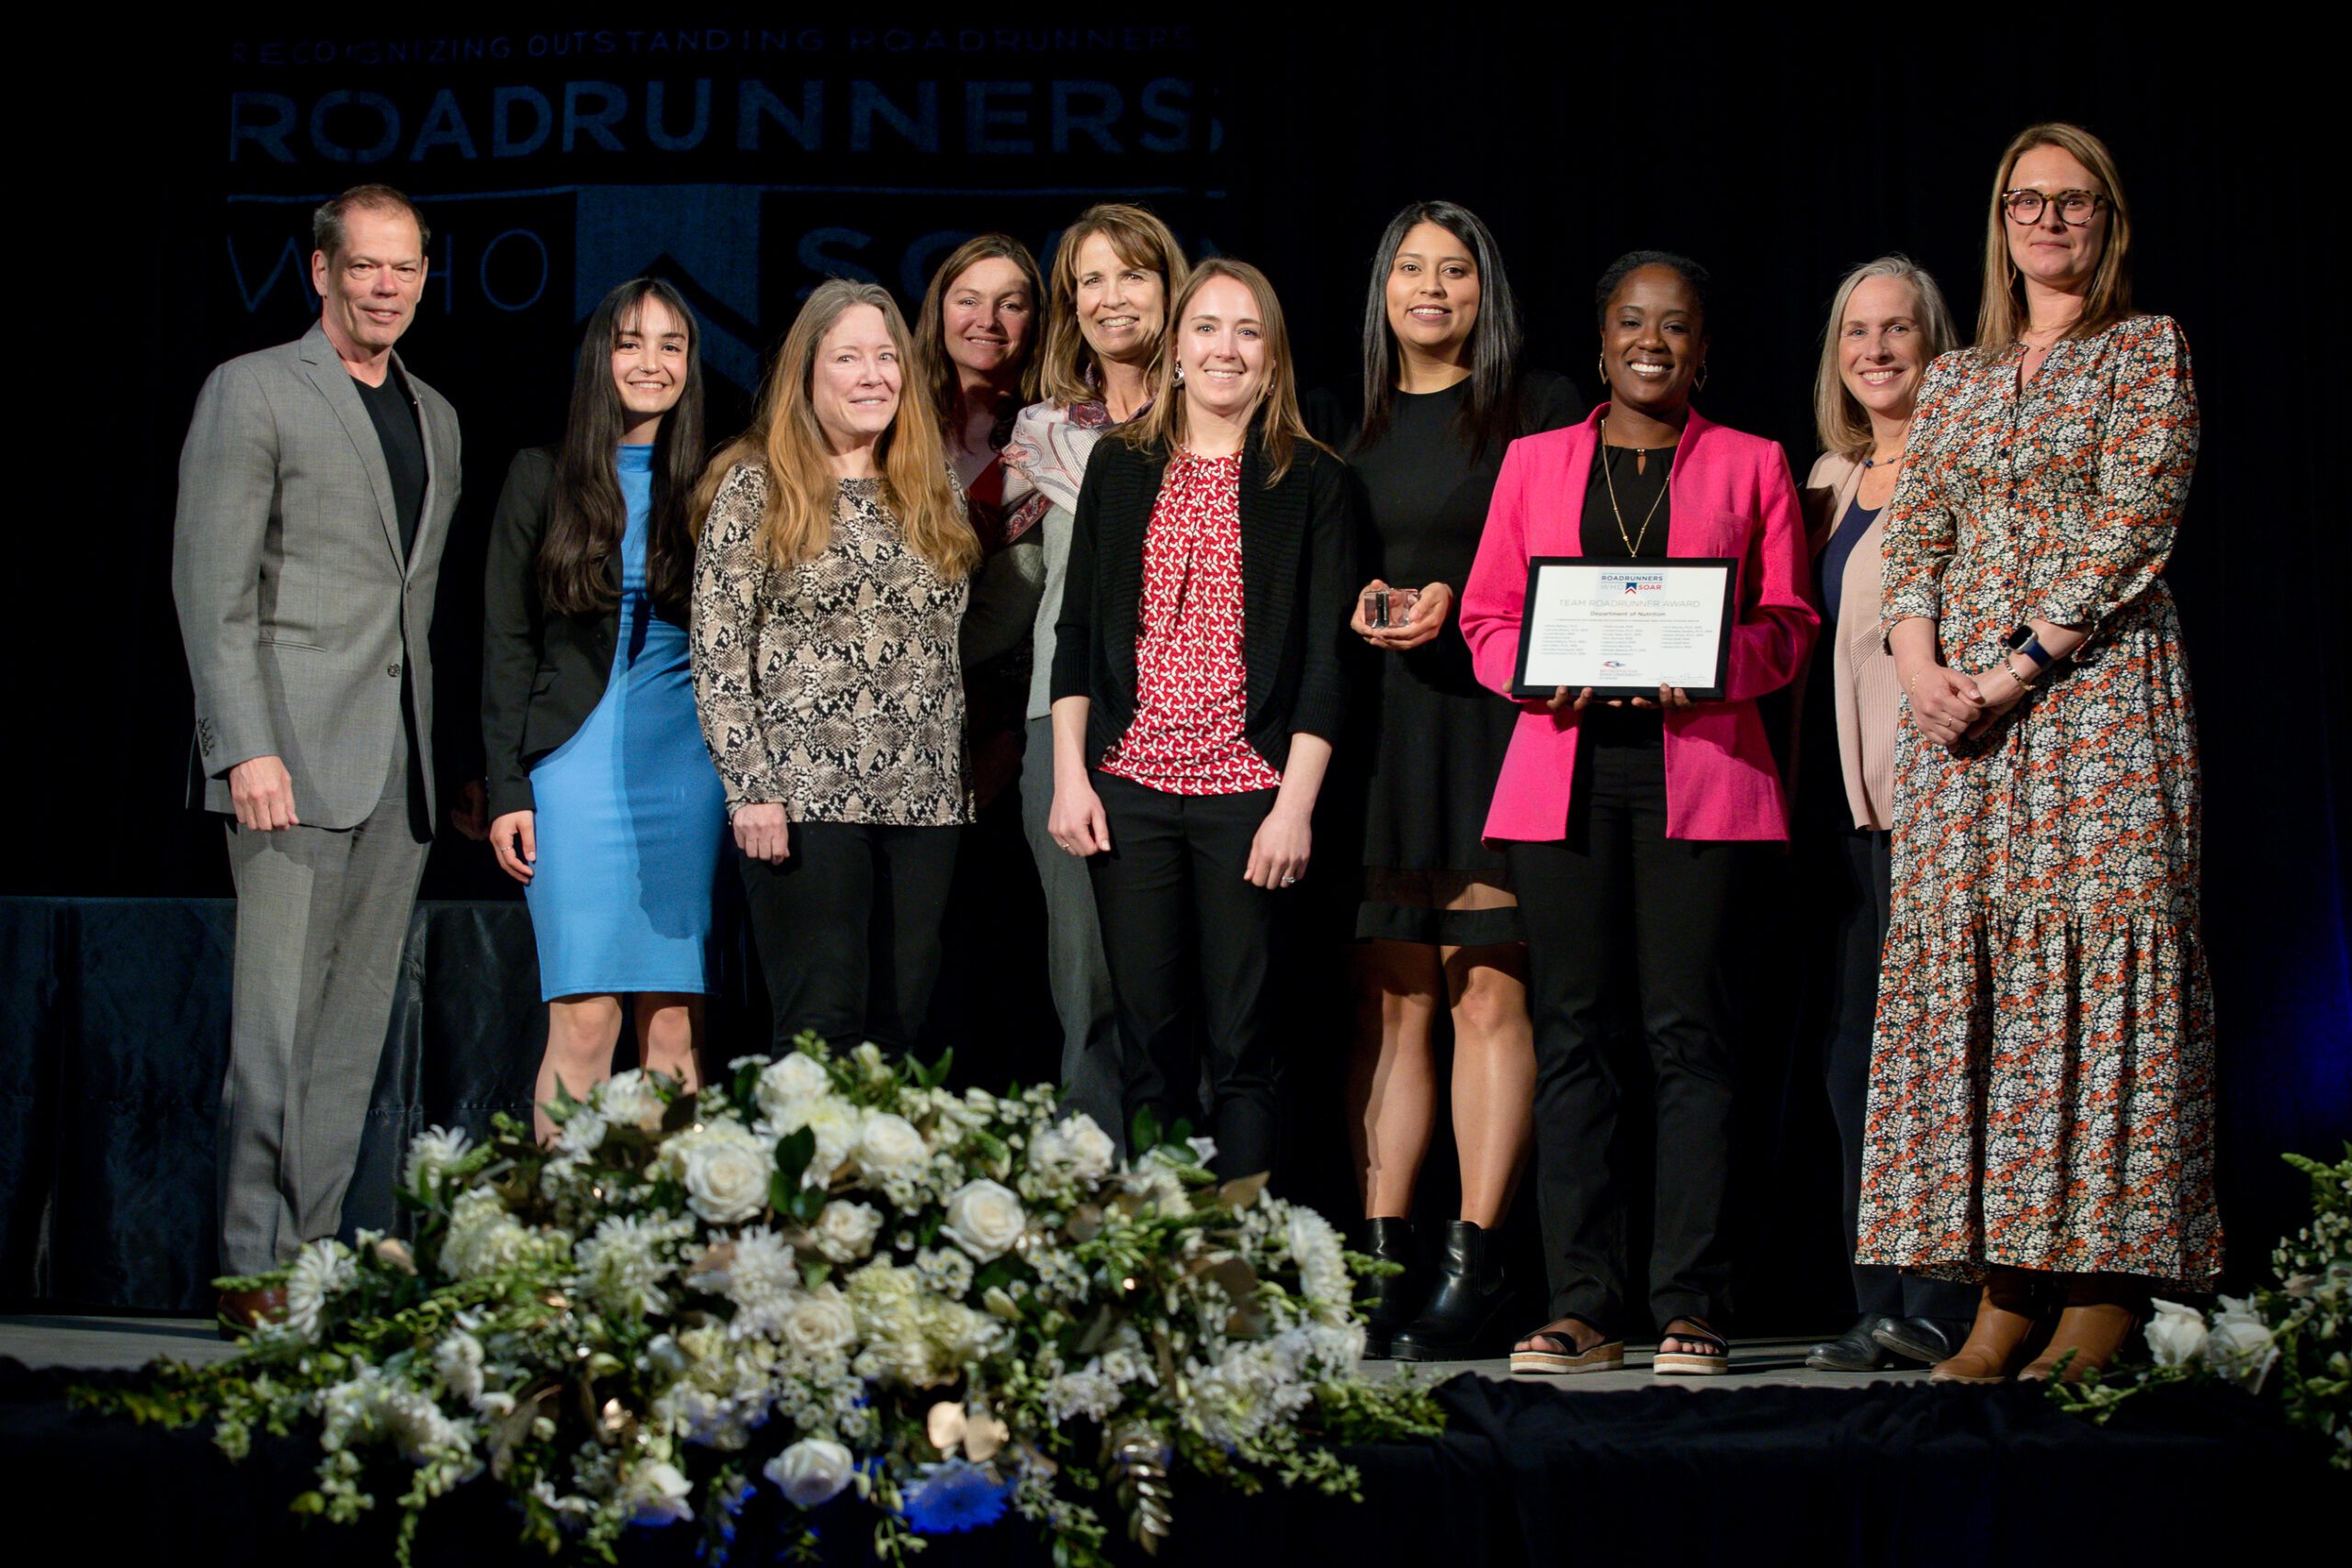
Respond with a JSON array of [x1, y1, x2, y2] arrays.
[[1389, 1220, 1515, 1361], [1872, 1314, 1972, 1366], [1805, 1314, 1895, 1371], [1355, 1216, 1420, 1359]]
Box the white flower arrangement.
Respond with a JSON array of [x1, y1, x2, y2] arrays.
[[90, 1040, 1441, 1565], [2051, 1146, 2350, 1472]]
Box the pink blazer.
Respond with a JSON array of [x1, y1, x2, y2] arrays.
[[1460, 405, 1817, 842]]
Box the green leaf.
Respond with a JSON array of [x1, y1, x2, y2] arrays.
[[661, 1091, 699, 1134], [1129, 1106, 1161, 1155], [791, 1184, 828, 1224], [774, 1127, 817, 1191]]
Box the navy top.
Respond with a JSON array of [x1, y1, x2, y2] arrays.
[[1817, 494, 1878, 628]]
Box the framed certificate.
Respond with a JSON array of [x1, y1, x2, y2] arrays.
[[1509, 558, 1739, 700]]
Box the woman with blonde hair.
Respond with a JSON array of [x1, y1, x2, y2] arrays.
[[690, 279, 978, 1052], [1787, 255, 1980, 1371], [1859, 122, 2217, 1382], [1046, 257, 1357, 1181], [997, 204, 1188, 1145]]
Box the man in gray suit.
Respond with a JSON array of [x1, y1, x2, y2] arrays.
[[171, 185, 463, 1323]]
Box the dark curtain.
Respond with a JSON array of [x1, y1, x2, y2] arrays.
[[12, 19, 2346, 1314]]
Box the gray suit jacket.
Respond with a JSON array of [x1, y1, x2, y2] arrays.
[[172, 320, 462, 829]]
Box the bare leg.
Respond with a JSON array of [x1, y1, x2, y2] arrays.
[[1442, 942, 1534, 1229], [637, 993, 705, 1097], [1344, 940, 1442, 1219], [533, 994, 626, 1143]]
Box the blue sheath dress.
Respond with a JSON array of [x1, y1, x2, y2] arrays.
[[524, 444, 728, 999]]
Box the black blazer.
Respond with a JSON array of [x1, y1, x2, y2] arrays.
[[1050, 428, 1358, 773], [480, 446, 689, 818]]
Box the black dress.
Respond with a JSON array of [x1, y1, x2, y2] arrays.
[[1351, 372, 1585, 946]]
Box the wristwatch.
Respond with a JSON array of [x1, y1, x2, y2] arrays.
[[2007, 625, 2052, 671]]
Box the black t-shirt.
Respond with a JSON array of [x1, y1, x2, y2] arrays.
[[354, 367, 426, 558], [1579, 440, 1674, 559]]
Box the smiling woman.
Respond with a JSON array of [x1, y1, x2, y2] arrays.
[[688, 279, 978, 1057], [1458, 248, 1816, 1380]]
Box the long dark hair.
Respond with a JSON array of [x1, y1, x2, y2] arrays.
[[539, 277, 707, 617], [912, 233, 1045, 451], [1357, 199, 1525, 457]]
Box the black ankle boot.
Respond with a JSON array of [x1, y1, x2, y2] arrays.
[[1357, 1217, 1420, 1359], [1389, 1220, 1513, 1361]]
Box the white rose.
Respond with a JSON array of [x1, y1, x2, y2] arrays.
[[854, 1112, 928, 1179], [812, 1200, 883, 1263], [676, 1123, 773, 1225], [2205, 1295, 2279, 1391], [755, 1054, 833, 1120], [2143, 1299, 2210, 1367], [598, 1070, 667, 1134], [773, 1098, 861, 1186], [764, 1437, 854, 1507], [622, 1459, 694, 1525], [1027, 1112, 1114, 1181], [781, 1286, 857, 1355], [942, 1179, 1026, 1261]]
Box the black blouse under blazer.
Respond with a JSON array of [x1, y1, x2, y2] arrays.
[[479, 446, 688, 819], [1050, 429, 1358, 774]]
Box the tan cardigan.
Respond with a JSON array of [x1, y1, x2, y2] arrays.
[[1802, 451, 1899, 830]]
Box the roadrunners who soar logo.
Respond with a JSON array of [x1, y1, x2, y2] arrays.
[[1600, 572, 1663, 596]]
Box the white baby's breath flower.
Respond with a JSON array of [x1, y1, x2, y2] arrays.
[[283, 1239, 356, 1343], [765, 1437, 854, 1507], [812, 1200, 883, 1263], [915, 1247, 975, 1298], [672, 1120, 773, 1225], [432, 1329, 487, 1406], [596, 1069, 668, 1134], [401, 1125, 473, 1193], [942, 1179, 1025, 1261], [2144, 1299, 2210, 1366]]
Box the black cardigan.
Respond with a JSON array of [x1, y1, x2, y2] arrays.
[[1050, 430, 1358, 773], [479, 447, 689, 818]]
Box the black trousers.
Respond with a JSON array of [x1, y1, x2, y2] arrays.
[[738, 820, 960, 1053], [1087, 771, 1285, 1181], [1822, 828, 1978, 1321], [1508, 722, 1744, 1332]]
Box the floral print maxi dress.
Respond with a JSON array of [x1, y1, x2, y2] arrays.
[[1855, 315, 2222, 1289]]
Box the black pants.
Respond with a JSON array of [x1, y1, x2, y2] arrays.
[[1087, 771, 1285, 1181], [738, 821, 960, 1053], [1508, 721, 1743, 1332], [1822, 828, 1978, 1321]]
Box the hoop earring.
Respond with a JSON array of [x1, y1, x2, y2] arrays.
[[1596, 353, 1607, 385]]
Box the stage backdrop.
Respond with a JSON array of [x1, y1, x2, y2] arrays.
[[12, 18, 2346, 1307]]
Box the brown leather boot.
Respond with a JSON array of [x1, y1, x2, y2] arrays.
[[1928, 1270, 2047, 1384], [2018, 1274, 2147, 1382]]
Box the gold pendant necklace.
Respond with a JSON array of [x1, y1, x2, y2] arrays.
[[1601, 443, 1671, 557]]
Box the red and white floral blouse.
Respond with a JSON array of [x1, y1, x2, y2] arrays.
[[1097, 449, 1284, 795]]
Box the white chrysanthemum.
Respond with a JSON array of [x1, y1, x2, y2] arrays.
[[596, 1069, 668, 1134], [441, 1189, 532, 1280], [283, 1239, 356, 1343], [811, 1200, 883, 1263], [753, 1053, 833, 1121], [669, 1118, 773, 1225], [553, 1108, 607, 1158], [698, 1226, 798, 1338], [401, 1125, 474, 1193], [432, 1328, 486, 1406], [574, 1213, 695, 1317], [1282, 1204, 1351, 1308]]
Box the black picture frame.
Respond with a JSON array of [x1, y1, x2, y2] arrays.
[[1508, 556, 1740, 701]]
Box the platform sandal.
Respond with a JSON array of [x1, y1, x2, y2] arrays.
[[1508, 1315, 1624, 1376], [1652, 1317, 1731, 1376]]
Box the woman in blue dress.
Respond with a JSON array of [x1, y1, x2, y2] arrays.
[[481, 277, 728, 1138]]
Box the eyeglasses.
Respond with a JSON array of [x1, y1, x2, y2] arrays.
[[2001, 188, 2108, 226]]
